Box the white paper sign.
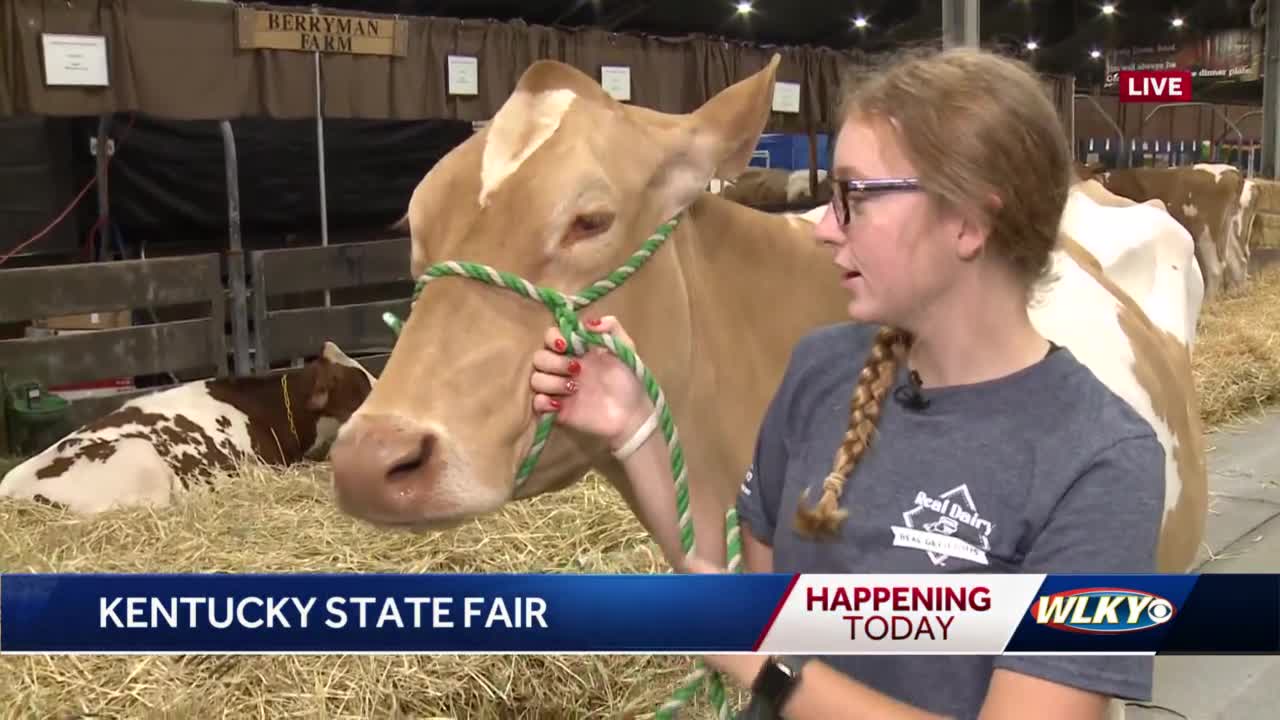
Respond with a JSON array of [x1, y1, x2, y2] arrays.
[[41, 33, 109, 87], [447, 55, 479, 96], [772, 81, 801, 113], [600, 65, 631, 101]]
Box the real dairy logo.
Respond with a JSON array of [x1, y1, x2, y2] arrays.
[[1118, 70, 1192, 103]]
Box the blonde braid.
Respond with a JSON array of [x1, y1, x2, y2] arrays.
[[794, 326, 912, 539]]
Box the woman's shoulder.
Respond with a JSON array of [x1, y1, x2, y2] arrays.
[[1032, 348, 1167, 502], [787, 321, 881, 376], [1047, 347, 1163, 446], [760, 322, 876, 435]]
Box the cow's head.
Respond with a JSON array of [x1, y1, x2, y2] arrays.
[[299, 341, 377, 458], [328, 55, 782, 530]]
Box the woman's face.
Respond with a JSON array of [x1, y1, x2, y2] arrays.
[[813, 119, 969, 330]]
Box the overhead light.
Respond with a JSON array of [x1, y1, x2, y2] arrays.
[[735, 1, 752, 14], [1171, 17, 1184, 27], [1101, 3, 1116, 15], [1090, 48, 1102, 59], [853, 16, 868, 28], [1026, 40, 1038, 50]]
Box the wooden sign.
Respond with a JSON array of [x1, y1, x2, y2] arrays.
[[236, 8, 408, 57]]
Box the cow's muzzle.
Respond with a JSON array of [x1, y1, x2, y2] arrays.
[[329, 413, 462, 528]]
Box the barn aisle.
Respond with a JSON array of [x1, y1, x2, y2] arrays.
[[1130, 407, 1280, 719]]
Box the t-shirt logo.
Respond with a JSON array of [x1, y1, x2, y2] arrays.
[[739, 466, 753, 497], [890, 484, 994, 567]]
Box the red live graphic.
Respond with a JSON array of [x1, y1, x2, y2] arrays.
[[1118, 70, 1192, 103]]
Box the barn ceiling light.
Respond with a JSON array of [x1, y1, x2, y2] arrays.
[[1090, 48, 1102, 59], [735, 1, 753, 14], [853, 16, 868, 28], [1171, 17, 1184, 27], [1025, 40, 1038, 50], [1101, 3, 1116, 15]]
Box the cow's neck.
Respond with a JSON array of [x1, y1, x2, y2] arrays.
[[275, 372, 321, 462], [206, 374, 318, 464], [605, 193, 853, 566], [677, 193, 852, 365]]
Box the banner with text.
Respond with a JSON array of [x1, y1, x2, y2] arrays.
[[1104, 29, 1262, 87], [0, 573, 1275, 654]]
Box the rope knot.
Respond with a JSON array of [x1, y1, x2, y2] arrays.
[[545, 294, 588, 357], [822, 472, 846, 494]]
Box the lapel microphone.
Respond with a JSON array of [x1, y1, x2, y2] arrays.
[[893, 369, 930, 411]]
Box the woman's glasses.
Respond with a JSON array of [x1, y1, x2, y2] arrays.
[[829, 177, 922, 226]]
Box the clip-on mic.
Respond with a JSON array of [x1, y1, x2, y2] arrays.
[[893, 369, 930, 411]]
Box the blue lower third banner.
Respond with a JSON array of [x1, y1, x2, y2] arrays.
[[0, 573, 1276, 654]]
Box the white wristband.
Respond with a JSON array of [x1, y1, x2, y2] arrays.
[[611, 408, 660, 461]]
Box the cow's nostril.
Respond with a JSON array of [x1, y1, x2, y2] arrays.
[[386, 432, 436, 483]]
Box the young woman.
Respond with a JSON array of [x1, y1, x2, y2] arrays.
[[528, 47, 1164, 720]]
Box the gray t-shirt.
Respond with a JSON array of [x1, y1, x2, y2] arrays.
[[736, 321, 1165, 718]]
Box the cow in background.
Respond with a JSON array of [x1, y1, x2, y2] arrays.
[[1085, 163, 1256, 302], [0, 341, 375, 515], [714, 166, 833, 210]]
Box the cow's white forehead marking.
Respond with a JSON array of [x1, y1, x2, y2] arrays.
[[1192, 163, 1235, 182], [479, 88, 577, 207]]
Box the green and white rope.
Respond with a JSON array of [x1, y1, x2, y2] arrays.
[[383, 214, 744, 719]]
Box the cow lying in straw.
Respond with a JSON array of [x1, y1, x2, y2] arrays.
[[0, 341, 375, 515]]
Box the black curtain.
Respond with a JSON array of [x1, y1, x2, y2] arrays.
[[70, 113, 472, 253]]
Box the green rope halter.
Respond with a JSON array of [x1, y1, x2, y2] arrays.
[[382, 214, 745, 719]]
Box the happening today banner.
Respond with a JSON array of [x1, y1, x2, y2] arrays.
[[0, 573, 1276, 654]]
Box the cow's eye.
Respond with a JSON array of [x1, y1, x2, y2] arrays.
[[565, 212, 615, 244]]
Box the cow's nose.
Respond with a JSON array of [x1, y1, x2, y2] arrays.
[[329, 414, 444, 525], [385, 432, 436, 484]]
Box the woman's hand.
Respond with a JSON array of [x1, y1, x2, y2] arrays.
[[530, 316, 655, 449]]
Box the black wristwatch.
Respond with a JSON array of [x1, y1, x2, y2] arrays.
[[742, 655, 806, 719]]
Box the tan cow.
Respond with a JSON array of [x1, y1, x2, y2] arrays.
[[1092, 164, 1255, 302], [327, 56, 1206, 590]]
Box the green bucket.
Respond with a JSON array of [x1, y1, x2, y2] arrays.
[[2, 377, 71, 457]]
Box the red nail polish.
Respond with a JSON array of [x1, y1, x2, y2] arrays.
[[549, 398, 561, 409], [554, 338, 567, 352], [586, 317, 601, 327], [568, 360, 581, 375]]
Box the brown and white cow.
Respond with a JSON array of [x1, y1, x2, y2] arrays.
[[1090, 163, 1256, 302], [0, 341, 375, 515], [327, 56, 1207, 588], [715, 166, 832, 210]]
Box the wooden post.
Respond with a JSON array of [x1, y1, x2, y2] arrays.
[[1263, 0, 1280, 178], [0, 371, 10, 457]]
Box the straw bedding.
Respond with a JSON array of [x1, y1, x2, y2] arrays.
[[0, 266, 1278, 719], [0, 464, 745, 718], [1190, 263, 1280, 427]]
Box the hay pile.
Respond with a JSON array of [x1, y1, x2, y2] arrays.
[[1191, 263, 1280, 426], [0, 463, 745, 719]]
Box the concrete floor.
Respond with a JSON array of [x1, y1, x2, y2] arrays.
[[1126, 408, 1280, 720]]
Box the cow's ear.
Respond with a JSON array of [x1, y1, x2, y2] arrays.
[[649, 54, 782, 215]]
